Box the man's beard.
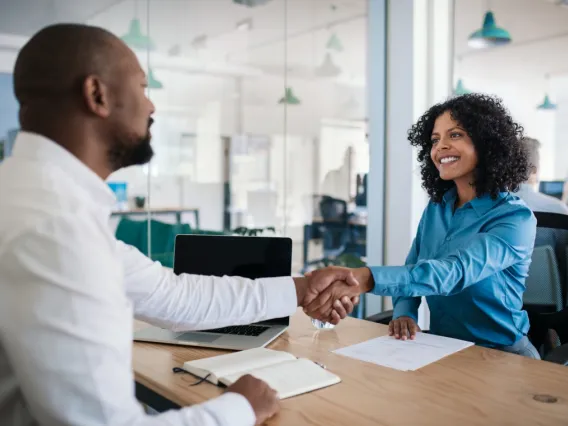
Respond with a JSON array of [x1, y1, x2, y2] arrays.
[[108, 119, 154, 171]]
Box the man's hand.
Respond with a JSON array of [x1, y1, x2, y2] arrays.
[[226, 375, 279, 425], [293, 269, 358, 325], [301, 267, 374, 322], [389, 316, 420, 340]]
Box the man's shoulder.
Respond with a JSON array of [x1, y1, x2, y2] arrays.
[[0, 158, 92, 236], [521, 190, 568, 215]]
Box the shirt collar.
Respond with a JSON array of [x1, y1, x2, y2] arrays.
[[12, 131, 116, 208], [442, 186, 507, 216]]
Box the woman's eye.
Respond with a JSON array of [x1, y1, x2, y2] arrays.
[[431, 139, 439, 144], [450, 132, 461, 138]]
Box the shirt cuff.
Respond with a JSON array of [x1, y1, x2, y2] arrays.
[[369, 266, 412, 297], [258, 276, 298, 319], [392, 298, 420, 322], [200, 392, 256, 426]]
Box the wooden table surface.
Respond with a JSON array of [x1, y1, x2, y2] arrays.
[[133, 310, 568, 425]]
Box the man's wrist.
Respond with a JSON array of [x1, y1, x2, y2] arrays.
[[292, 277, 308, 306], [353, 267, 374, 293]]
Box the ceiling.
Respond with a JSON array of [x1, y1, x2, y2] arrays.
[[454, 0, 568, 81], [0, 0, 367, 80], [1, 0, 565, 85]]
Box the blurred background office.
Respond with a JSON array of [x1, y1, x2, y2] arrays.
[[1, 0, 568, 321]]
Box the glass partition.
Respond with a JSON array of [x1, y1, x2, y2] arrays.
[[0, 0, 376, 280]]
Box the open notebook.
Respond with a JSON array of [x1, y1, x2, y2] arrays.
[[182, 348, 341, 399]]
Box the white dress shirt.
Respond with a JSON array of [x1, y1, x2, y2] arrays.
[[0, 132, 298, 426], [516, 183, 568, 215]]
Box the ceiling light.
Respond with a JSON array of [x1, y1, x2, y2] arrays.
[[278, 87, 301, 105], [453, 79, 471, 96], [315, 53, 342, 77], [326, 33, 343, 52], [537, 94, 557, 110], [468, 11, 511, 49], [191, 35, 208, 49], [236, 18, 253, 31], [148, 68, 163, 89], [121, 18, 155, 50]]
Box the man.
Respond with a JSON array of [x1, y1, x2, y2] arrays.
[[518, 137, 568, 214], [0, 24, 358, 426]]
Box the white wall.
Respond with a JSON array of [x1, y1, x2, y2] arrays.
[[456, 75, 557, 180], [552, 76, 568, 181]]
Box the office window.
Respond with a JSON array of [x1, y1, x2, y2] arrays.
[[0, 0, 373, 275]]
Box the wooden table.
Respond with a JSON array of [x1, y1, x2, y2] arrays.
[[111, 207, 200, 228], [133, 310, 568, 425]]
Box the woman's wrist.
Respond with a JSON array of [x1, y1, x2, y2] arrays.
[[353, 267, 375, 294]]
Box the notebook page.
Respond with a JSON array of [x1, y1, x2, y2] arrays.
[[219, 358, 341, 399], [183, 348, 296, 384]]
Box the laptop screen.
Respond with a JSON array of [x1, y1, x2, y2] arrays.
[[174, 235, 292, 326]]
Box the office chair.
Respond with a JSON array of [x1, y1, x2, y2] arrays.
[[526, 212, 568, 364], [318, 196, 350, 258], [302, 196, 367, 318], [304, 196, 366, 267]]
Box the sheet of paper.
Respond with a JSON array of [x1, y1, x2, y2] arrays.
[[333, 332, 473, 371]]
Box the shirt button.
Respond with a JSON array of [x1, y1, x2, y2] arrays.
[[446, 236, 452, 241]]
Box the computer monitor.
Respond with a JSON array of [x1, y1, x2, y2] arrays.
[[174, 235, 292, 326], [539, 181, 564, 200]]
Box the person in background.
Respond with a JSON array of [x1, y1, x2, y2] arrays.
[[517, 137, 568, 214], [307, 94, 541, 359], [0, 24, 358, 426]]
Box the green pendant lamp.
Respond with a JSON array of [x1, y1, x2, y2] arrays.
[[315, 52, 342, 77], [121, 18, 155, 50], [147, 68, 163, 89], [326, 33, 343, 52], [468, 11, 511, 49], [537, 94, 557, 111], [278, 87, 301, 105], [453, 79, 471, 96]]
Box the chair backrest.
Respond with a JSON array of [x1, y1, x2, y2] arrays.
[[527, 212, 568, 356], [319, 196, 348, 223], [524, 245, 562, 310], [531, 212, 568, 307]]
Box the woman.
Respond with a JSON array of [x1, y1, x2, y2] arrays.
[[307, 94, 539, 358]]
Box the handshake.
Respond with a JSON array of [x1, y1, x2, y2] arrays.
[[226, 266, 372, 425], [294, 266, 371, 325]]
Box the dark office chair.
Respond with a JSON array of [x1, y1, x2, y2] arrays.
[[303, 196, 367, 318], [526, 212, 568, 364], [304, 196, 366, 267], [319, 196, 350, 258]]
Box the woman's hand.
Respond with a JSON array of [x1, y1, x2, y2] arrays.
[[388, 316, 420, 340]]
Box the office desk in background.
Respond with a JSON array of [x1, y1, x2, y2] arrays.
[[111, 207, 200, 229], [302, 217, 367, 269], [133, 310, 568, 425]]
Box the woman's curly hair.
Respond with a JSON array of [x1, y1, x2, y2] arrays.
[[408, 93, 530, 203]]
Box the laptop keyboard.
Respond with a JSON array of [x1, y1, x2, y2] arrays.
[[201, 325, 270, 337]]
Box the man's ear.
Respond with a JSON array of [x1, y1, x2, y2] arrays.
[[82, 75, 111, 118]]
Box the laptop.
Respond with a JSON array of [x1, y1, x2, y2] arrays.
[[133, 234, 292, 350]]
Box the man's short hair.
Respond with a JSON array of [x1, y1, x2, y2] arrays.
[[13, 24, 120, 107], [521, 137, 541, 173]]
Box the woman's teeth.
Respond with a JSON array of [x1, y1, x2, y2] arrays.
[[440, 156, 459, 164]]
